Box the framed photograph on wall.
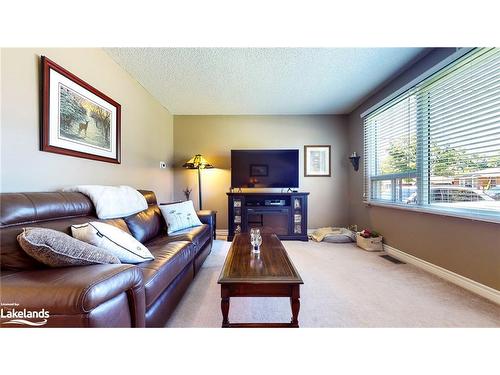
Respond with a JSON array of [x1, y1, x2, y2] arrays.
[[304, 145, 331, 177], [41, 56, 121, 163], [250, 164, 269, 177]]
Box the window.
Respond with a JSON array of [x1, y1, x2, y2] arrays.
[[364, 48, 500, 221], [364, 93, 417, 205]]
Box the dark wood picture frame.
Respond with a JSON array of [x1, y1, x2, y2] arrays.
[[41, 56, 121, 163], [304, 145, 331, 177]]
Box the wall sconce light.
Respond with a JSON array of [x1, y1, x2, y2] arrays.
[[349, 152, 360, 171]]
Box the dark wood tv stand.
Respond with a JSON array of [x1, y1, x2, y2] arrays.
[[227, 192, 309, 241]]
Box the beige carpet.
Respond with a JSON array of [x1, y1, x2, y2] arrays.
[[166, 240, 500, 327]]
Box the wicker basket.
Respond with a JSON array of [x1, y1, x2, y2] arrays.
[[356, 233, 383, 251]]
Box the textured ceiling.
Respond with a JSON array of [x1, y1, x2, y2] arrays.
[[105, 48, 425, 115]]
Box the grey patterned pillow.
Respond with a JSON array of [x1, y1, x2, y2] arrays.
[[17, 227, 121, 267]]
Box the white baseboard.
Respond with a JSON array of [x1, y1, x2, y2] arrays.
[[216, 229, 228, 236], [215, 229, 228, 240], [384, 244, 500, 305]]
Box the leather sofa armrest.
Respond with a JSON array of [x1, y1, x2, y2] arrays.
[[0, 264, 146, 327], [197, 210, 216, 224]]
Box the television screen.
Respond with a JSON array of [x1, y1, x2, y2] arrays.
[[231, 149, 299, 188]]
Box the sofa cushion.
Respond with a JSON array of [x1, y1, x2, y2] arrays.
[[0, 264, 141, 314], [18, 227, 120, 267], [168, 224, 211, 249], [124, 205, 165, 244], [137, 239, 196, 308], [138, 190, 158, 205], [0, 192, 94, 228]]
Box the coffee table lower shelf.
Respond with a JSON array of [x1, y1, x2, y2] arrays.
[[220, 283, 300, 328]]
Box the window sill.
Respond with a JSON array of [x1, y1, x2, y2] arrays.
[[364, 201, 500, 225]]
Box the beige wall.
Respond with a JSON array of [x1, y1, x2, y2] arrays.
[[0, 48, 174, 203], [348, 48, 500, 290], [173, 115, 349, 229], [4, 47, 497, 290]]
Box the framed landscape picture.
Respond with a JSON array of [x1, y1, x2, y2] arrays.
[[41, 56, 121, 163], [304, 145, 331, 177]]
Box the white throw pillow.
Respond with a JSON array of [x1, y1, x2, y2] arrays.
[[63, 185, 148, 219], [71, 222, 154, 264], [159, 201, 203, 235]]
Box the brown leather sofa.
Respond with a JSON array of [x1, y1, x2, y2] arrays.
[[0, 190, 214, 328]]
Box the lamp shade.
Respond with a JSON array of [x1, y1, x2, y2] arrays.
[[182, 154, 214, 169]]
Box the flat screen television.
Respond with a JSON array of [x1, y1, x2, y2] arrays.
[[231, 149, 299, 188]]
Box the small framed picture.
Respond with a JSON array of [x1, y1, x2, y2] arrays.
[[41, 56, 121, 163], [304, 145, 331, 177], [250, 164, 268, 177]]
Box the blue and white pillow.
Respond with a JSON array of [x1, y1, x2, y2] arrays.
[[159, 200, 203, 234]]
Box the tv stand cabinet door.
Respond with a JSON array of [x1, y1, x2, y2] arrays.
[[228, 195, 245, 241], [291, 195, 307, 237]]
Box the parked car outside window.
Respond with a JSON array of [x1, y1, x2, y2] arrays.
[[404, 186, 495, 204], [484, 187, 500, 201]]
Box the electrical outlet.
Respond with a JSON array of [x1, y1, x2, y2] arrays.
[[160, 161, 167, 169]]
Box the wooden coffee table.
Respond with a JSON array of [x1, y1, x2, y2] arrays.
[[217, 233, 304, 328]]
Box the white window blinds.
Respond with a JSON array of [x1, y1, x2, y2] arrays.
[[363, 94, 417, 203], [363, 48, 500, 221]]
